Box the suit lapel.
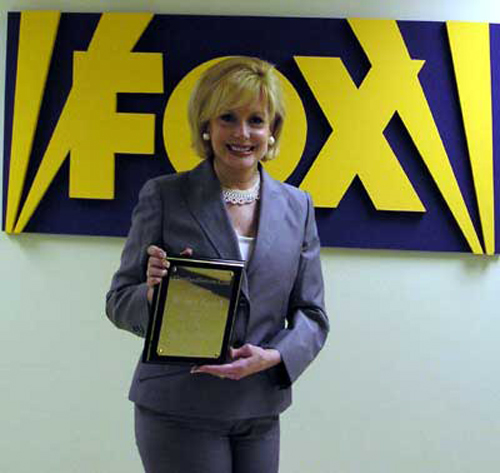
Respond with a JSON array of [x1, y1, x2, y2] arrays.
[[183, 160, 250, 299], [183, 159, 241, 260], [247, 166, 282, 278]]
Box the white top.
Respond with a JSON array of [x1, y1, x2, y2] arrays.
[[237, 234, 255, 261]]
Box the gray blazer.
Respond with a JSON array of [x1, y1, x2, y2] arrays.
[[106, 159, 329, 420]]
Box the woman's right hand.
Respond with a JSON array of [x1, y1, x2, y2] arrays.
[[146, 245, 169, 304], [146, 245, 193, 303]]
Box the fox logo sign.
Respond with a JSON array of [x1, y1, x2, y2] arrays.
[[3, 12, 499, 254]]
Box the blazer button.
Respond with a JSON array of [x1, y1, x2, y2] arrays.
[[238, 299, 247, 308]]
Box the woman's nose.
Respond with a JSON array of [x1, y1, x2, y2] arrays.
[[233, 121, 250, 139]]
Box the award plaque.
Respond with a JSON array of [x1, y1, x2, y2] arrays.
[[143, 256, 245, 365]]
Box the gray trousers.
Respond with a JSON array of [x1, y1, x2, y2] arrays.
[[134, 405, 280, 473]]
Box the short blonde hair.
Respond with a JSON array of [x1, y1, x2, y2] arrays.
[[188, 56, 286, 161]]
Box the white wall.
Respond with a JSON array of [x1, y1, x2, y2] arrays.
[[1, 1, 499, 472]]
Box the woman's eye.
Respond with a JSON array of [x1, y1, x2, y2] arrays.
[[220, 113, 234, 122], [250, 116, 265, 125]]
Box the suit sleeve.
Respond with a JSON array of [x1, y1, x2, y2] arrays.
[[105, 179, 163, 338], [266, 193, 329, 387]]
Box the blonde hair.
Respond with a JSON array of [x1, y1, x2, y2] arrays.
[[188, 56, 285, 161]]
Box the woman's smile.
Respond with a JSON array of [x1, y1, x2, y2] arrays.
[[226, 143, 255, 155]]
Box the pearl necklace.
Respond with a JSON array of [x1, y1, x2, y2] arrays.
[[222, 177, 261, 205]]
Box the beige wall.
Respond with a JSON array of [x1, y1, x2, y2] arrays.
[[1, 1, 499, 472]]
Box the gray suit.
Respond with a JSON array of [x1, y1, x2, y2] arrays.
[[106, 159, 329, 420]]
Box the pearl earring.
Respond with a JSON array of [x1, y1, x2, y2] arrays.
[[268, 136, 275, 146], [202, 132, 210, 141]]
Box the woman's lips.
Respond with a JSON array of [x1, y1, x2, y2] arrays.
[[227, 144, 254, 154]]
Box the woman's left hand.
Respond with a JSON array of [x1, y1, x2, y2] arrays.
[[191, 344, 281, 380]]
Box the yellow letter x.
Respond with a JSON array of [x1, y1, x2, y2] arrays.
[[296, 18, 483, 253]]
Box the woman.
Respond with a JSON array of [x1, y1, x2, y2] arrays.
[[106, 56, 329, 473]]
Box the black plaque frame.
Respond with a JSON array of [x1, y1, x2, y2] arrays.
[[143, 256, 245, 365]]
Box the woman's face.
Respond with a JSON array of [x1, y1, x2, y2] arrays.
[[207, 96, 272, 176]]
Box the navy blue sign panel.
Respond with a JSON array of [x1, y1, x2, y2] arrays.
[[2, 12, 499, 254]]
